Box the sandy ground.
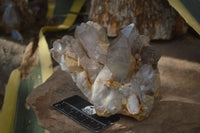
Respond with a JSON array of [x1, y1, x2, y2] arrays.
[[152, 37, 200, 103]]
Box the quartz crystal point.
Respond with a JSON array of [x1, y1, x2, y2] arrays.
[[121, 23, 142, 56], [141, 45, 161, 66], [107, 23, 142, 83], [107, 34, 131, 82], [131, 64, 158, 110], [75, 22, 109, 64], [51, 39, 67, 63], [51, 21, 161, 121]]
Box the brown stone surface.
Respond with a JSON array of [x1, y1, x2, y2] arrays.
[[89, 0, 188, 40], [26, 38, 200, 133]]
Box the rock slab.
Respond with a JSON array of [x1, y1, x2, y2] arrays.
[[26, 59, 200, 133], [89, 0, 188, 40]]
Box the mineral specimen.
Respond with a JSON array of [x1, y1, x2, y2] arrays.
[[51, 21, 161, 121]]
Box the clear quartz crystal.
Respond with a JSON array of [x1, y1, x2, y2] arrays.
[[107, 34, 131, 82], [51, 22, 161, 120], [106, 23, 144, 83], [121, 23, 142, 56], [71, 38, 87, 58], [92, 66, 122, 115], [130, 64, 157, 106], [51, 36, 78, 63], [80, 56, 103, 83], [51, 39, 67, 62], [75, 22, 109, 64]]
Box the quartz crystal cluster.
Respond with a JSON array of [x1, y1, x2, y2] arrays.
[[51, 21, 161, 121]]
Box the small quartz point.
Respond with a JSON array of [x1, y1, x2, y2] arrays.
[[75, 22, 109, 64], [80, 56, 103, 83], [121, 23, 142, 56], [51, 39, 68, 63], [131, 64, 157, 105], [130, 64, 158, 117], [59, 35, 103, 84], [51, 35, 79, 63], [71, 37, 87, 58], [141, 45, 161, 65], [107, 34, 131, 82], [92, 66, 122, 116]]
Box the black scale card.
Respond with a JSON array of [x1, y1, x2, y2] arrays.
[[52, 95, 120, 132]]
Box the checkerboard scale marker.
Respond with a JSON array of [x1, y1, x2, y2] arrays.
[[52, 95, 120, 132]]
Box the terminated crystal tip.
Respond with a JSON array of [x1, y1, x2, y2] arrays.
[[121, 23, 135, 38]]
